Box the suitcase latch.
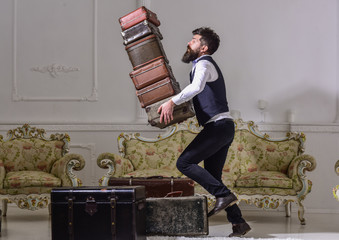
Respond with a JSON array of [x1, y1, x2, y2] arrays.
[[85, 196, 98, 216]]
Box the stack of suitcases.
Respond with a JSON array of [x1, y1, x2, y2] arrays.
[[50, 8, 206, 240], [119, 6, 195, 129]]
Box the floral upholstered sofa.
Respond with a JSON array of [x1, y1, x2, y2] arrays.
[[98, 117, 316, 225], [0, 124, 85, 215]]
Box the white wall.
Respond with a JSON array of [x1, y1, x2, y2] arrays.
[[151, 0, 338, 123], [0, 0, 339, 213]]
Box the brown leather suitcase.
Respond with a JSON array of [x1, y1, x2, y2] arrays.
[[108, 177, 195, 198], [119, 6, 161, 31], [136, 77, 180, 108], [129, 57, 173, 90], [146, 196, 208, 236], [51, 186, 146, 240], [145, 97, 196, 129], [125, 34, 168, 70], [121, 20, 163, 46]]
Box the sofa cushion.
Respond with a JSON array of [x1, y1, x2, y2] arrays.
[[3, 171, 61, 188], [235, 171, 293, 189], [233, 187, 297, 196], [122, 169, 182, 178]]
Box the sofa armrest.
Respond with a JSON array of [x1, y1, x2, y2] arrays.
[[287, 154, 316, 196], [97, 153, 134, 186], [51, 153, 86, 187]]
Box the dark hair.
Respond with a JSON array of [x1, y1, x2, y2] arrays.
[[192, 27, 220, 55]]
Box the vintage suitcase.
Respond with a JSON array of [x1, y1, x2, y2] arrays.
[[119, 6, 161, 31], [125, 34, 168, 70], [129, 57, 173, 90], [146, 196, 209, 236], [136, 77, 180, 108], [108, 177, 195, 198], [145, 97, 196, 129], [121, 20, 163, 45], [51, 186, 146, 240]]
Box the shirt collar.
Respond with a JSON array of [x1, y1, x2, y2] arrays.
[[192, 54, 211, 68]]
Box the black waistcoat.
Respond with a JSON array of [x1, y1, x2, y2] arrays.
[[190, 56, 229, 126]]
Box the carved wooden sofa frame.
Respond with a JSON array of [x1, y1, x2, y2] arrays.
[[0, 124, 85, 215], [98, 118, 316, 225]]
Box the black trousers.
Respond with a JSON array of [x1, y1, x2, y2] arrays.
[[176, 118, 245, 224]]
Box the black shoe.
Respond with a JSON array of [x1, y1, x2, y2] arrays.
[[207, 193, 238, 217], [228, 222, 251, 237]]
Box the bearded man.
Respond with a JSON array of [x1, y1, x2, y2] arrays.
[[157, 27, 251, 237]]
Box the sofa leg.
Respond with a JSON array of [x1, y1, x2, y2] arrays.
[[2, 199, 8, 217], [297, 200, 306, 225], [285, 202, 291, 217]]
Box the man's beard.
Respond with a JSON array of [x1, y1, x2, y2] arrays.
[[181, 46, 200, 63]]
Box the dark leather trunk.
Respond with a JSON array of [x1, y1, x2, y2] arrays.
[[125, 35, 168, 70], [136, 77, 180, 108], [121, 20, 163, 46], [145, 97, 196, 129], [146, 196, 209, 236], [108, 177, 195, 198], [119, 6, 160, 31], [129, 57, 173, 90], [51, 186, 146, 240]]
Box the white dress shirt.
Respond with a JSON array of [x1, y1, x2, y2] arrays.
[[171, 55, 232, 123]]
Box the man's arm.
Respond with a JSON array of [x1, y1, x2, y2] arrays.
[[157, 60, 215, 124]]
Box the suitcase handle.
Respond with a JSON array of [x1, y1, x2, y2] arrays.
[[164, 191, 183, 198]]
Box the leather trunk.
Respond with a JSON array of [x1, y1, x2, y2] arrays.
[[119, 6, 161, 31], [136, 77, 180, 108], [125, 35, 168, 70], [51, 186, 146, 240], [121, 20, 163, 46], [129, 57, 173, 90], [108, 177, 195, 198], [145, 97, 196, 129], [146, 196, 209, 236]]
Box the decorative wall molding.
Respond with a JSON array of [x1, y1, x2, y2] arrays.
[[1, 122, 339, 133], [70, 143, 97, 185], [0, 123, 158, 133], [31, 63, 80, 78], [12, 0, 98, 102]]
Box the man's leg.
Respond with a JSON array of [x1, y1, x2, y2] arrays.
[[204, 144, 246, 224], [176, 120, 234, 196]]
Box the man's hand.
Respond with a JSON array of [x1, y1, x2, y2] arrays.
[[157, 99, 175, 124]]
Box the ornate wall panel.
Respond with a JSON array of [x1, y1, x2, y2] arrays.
[[70, 143, 97, 186], [12, 0, 98, 101]]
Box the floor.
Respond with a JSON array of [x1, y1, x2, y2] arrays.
[[0, 205, 338, 240]]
